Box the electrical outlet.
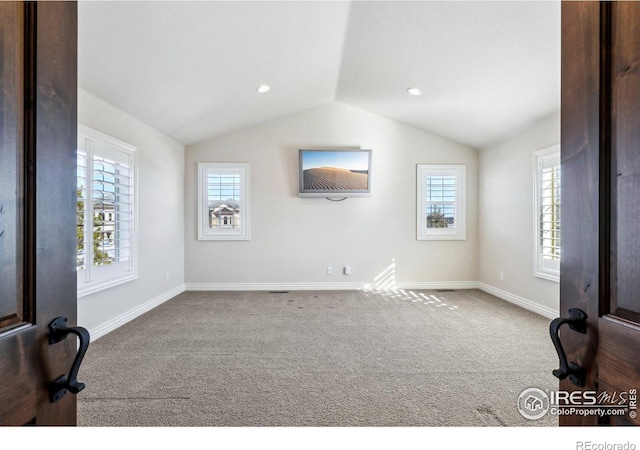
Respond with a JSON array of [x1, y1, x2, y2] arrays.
[[344, 266, 351, 275], [327, 266, 332, 274], [166, 272, 170, 282], [499, 271, 504, 281]]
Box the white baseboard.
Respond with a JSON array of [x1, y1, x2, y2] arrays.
[[477, 282, 558, 319], [88, 284, 186, 341], [185, 281, 479, 292], [395, 281, 479, 290], [186, 282, 372, 291]]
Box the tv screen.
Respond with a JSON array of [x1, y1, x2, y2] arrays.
[[298, 149, 372, 198]]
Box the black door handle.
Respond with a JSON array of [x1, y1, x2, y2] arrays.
[[549, 308, 587, 387], [48, 316, 91, 403]]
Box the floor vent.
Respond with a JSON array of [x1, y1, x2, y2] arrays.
[[436, 289, 456, 292], [269, 291, 291, 294]]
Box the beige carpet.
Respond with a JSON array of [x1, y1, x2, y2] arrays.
[[77, 289, 559, 427]]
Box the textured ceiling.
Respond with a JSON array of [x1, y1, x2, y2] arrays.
[[78, 1, 560, 149]]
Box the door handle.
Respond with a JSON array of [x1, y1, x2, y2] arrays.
[[48, 316, 91, 403], [549, 308, 587, 387]]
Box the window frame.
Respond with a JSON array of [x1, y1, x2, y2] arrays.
[[416, 164, 466, 241], [77, 124, 138, 298], [197, 162, 250, 241], [533, 144, 561, 282]]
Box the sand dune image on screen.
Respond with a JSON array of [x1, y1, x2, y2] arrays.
[[303, 167, 368, 190]]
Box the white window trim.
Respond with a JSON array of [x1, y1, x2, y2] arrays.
[[533, 144, 561, 282], [77, 124, 138, 298], [198, 162, 250, 241], [417, 164, 466, 241]]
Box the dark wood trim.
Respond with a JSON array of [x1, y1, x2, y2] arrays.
[[599, 0, 612, 319], [23, 1, 37, 326], [32, 1, 78, 425], [559, 1, 602, 425]]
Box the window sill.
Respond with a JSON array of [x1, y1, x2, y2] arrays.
[[417, 233, 466, 241], [78, 273, 138, 299], [534, 271, 559, 283]]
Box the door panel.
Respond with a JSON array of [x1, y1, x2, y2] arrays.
[[598, 1, 640, 427], [560, 1, 640, 426], [611, 1, 640, 320], [0, 328, 36, 425], [0, 1, 35, 425], [0, 1, 78, 426], [0, 0, 25, 331], [598, 317, 640, 426]]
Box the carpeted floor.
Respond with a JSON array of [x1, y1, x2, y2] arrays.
[[77, 289, 559, 427]]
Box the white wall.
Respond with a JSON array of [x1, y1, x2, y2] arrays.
[[478, 112, 560, 317], [185, 101, 478, 289], [78, 88, 185, 339]]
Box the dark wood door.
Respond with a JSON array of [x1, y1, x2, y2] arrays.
[[560, 1, 640, 426], [0, 1, 78, 425]]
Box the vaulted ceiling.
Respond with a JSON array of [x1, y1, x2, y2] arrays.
[[78, 1, 560, 149]]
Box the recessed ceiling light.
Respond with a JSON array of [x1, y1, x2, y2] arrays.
[[257, 85, 271, 93], [407, 87, 422, 96]]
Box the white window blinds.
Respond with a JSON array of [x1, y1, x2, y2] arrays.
[[534, 145, 561, 281], [77, 125, 137, 297]]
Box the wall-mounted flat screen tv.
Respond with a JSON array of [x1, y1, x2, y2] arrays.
[[298, 149, 372, 198]]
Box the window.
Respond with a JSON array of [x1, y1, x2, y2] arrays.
[[77, 124, 137, 297], [417, 164, 466, 240], [534, 145, 561, 282], [198, 163, 250, 240]]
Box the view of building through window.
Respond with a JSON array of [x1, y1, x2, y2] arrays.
[[198, 163, 250, 241], [207, 173, 241, 230]]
